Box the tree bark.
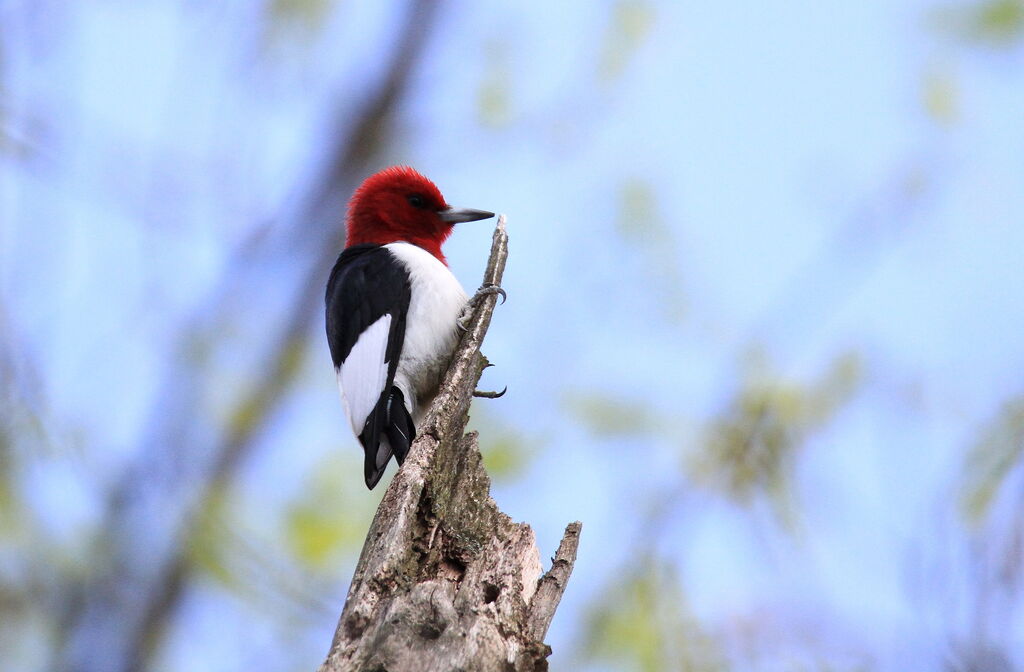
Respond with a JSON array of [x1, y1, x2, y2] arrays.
[[319, 217, 582, 672]]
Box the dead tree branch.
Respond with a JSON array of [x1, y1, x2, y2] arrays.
[[319, 216, 582, 672]]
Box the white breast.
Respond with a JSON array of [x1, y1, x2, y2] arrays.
[[384, 242, 468, 421]]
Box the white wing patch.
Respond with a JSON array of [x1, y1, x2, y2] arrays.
[[337, 313, 392, 438]]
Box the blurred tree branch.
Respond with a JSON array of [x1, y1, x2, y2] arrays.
[[57, 1, 444, 670], [320, 218, 581, 672], [573, 156, 940, 670]]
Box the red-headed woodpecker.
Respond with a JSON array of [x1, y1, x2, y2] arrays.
[[325, 166, 496, 489]]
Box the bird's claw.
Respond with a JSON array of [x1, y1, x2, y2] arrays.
[[476, 283, 507, 305], [457, 283, 506, 332], [473, 386, 507, 399]]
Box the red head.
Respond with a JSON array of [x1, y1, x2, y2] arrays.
[[344, 166, 494, 265]]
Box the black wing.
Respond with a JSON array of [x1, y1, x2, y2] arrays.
[[325, 244, 413, 488]]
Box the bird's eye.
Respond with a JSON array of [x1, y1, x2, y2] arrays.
[[407, 194, 426, 208]]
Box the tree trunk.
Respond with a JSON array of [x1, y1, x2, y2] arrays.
[[319, 217, 581, 672]]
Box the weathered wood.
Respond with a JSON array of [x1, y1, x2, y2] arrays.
[[319, 216, 581, 672]]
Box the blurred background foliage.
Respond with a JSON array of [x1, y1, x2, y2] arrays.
[[688, 353, 861, 524], [2, 0, 1024, 671]]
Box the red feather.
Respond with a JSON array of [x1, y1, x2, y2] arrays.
[[345, 166, 453, 265]]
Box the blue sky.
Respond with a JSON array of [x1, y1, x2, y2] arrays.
[[3, 1, 1024, 670]]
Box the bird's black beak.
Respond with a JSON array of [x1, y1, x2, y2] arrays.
[[438, 206, 494, 223]]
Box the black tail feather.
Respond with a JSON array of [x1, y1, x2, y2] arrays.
[[385, 387, 415, 465], [359, 386, 415, 490]]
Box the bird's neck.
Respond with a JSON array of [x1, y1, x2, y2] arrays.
[[346, 233, 448, 266]]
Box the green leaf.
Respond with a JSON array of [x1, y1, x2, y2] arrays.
[[467, 407, 535, 481], [617, 180, 688, 322], [960, 398, 1024, 524], [564, 391, 662, 438], [600, 1, 656, 82], [283, 454, 376, 568], [921, 68, 959, 125], [582, 560, 727, 672], [185, 486, 241, 590], [477, 44, 513, 128], [933, 0, 1024, 47], [285, 505, 364, 567], [970, 0, 1024, 43], [224, 336, 307, 440], [687, 353, 861, 523], [267, 0, 335, 33]]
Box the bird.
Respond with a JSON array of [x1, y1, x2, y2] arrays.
[[325, 166, 497, 489]]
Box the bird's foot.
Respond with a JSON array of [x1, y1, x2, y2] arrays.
[[473, 386, 507, 399], [475, 283, 507, 305], [458, 283, 506, 331]]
